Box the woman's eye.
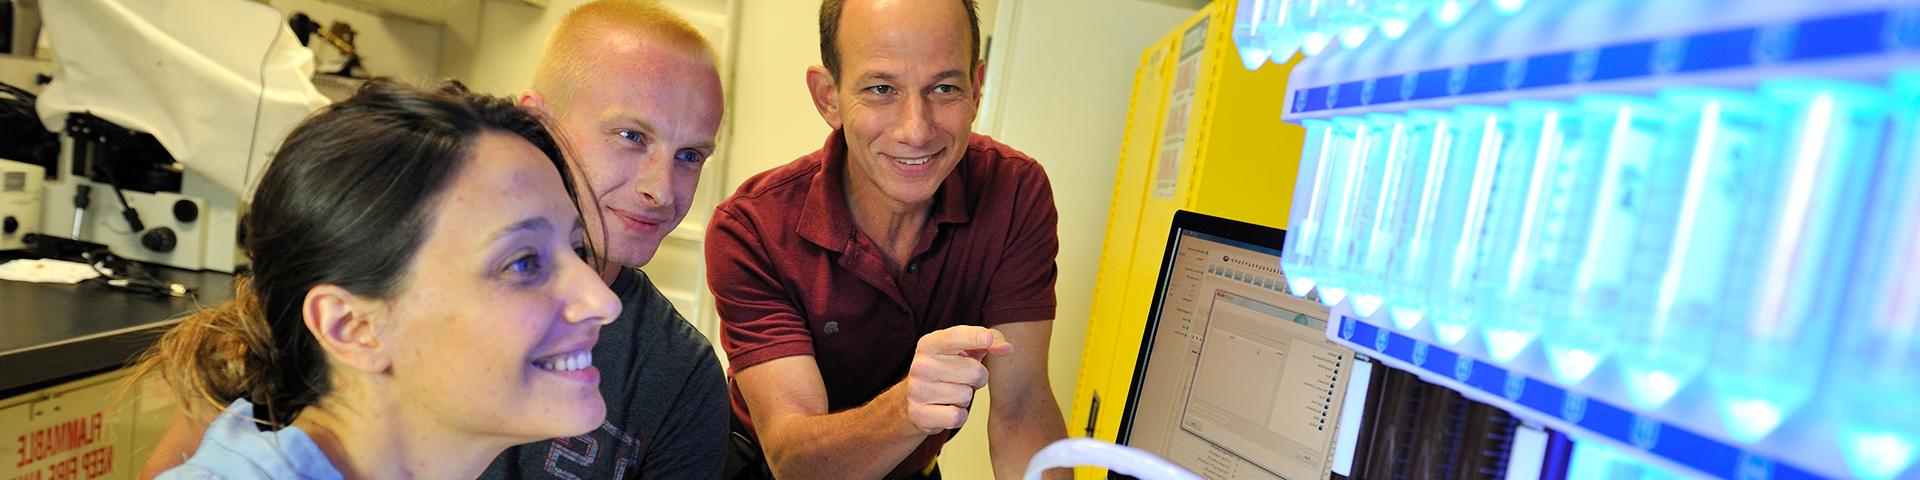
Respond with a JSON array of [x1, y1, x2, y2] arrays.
[[618, 130, 644, 145], [507, 254, 543, 277]]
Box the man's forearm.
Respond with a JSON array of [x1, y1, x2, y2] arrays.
[[759, 381, 930, 479], [988, 393, 1068, 480]]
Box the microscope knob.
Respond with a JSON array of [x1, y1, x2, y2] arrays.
[[142, 227, 178, 253], [173, 200, 200, 223], [3, 217, 16, 234]]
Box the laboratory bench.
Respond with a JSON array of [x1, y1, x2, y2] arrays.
[[1, 267, 234, 398], [2, 264, 232, 480]]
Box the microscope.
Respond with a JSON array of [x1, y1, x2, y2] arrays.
[[0, 158, 41, 252], [0, 71, 54, 253], [15, 0, 330, 272], [32, 113, 241, 272]]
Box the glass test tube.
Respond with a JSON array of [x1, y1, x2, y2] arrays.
[[1432, 0, 1482, 27], [1383, 109, 1456, 334], [1264, 0, 1305, 64], [1532, 95, 1668, 385], [1325, 0, 1371, 49], [1709, 79, 1887, 443], [1371, 0, 1429, 38], [1233, 0, 1275, 69], [1311, 117, 1373, 309], [1298, 0, 1335, 56], [1347, 113, 1410, 319], [1612, 88, 1767, 411], [1831, 70, 1920, 480], [1282, 119, 1337, 298], [1425, 105, 1511, 346], [1471, 100, 1571, 364]]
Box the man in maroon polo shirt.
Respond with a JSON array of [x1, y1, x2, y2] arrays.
[[704, 0, 1068, 479]]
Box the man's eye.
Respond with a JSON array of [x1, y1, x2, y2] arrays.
[[867, 85, 895, 95], [675, 149, 707, 164]]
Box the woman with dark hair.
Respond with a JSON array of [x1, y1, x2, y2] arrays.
[[134, 79, 622, 479]]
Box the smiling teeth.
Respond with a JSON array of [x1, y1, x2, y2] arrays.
[[535, 350, 592, 372], [897, 156, 930, 165]]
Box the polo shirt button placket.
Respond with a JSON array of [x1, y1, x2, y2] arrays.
[[907, 262, 920, 274]]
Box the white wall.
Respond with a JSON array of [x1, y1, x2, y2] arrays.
[[716, 0, 831, 194], [939, 0, 1195, 478]]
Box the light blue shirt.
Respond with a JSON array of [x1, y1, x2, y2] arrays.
[[156, 399, 342, 480]]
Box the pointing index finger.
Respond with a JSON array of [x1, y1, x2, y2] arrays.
[[922, 326, 1015, 357]]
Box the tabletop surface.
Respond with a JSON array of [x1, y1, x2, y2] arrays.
[[0, 266, 235, 396]]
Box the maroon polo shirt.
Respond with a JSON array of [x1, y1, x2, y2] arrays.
[[707, 130, 1059, 479]]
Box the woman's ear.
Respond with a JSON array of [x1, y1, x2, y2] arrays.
[[302, 284, 391, 374]]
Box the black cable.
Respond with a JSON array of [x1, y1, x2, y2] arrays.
[[90, 149, 148, 234], [0, 82, 36, 119], [81, 249, 193, 299], [111, 183, 145, 233]]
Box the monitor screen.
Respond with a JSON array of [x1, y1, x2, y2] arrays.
[[1115, 211, 1571, 480], [1115, 211, 1360, 480]]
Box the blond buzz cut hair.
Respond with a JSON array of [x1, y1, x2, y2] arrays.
[[532, 0, 717, 112]]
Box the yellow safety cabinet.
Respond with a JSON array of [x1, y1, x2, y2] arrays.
[[1, 371, 180, 480], [1067, 0, 1306, 466]]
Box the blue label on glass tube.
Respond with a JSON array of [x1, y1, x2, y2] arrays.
[[1521, 52, 1575, 89], [1795, 11, 1886, 60], [1462, 61, 1508, 94], [1682, 28, 1756, 72], [1593, 41, 1655, 81], [1336, 80, 1366, 108], [1562, 394, 1588, 423], [1413, 69, 1451, 100], [1376, 75, 1405, 105]]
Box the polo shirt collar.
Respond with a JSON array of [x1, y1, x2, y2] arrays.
[[797, 130, 973, 253]]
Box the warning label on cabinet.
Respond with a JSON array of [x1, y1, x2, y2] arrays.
[[7, 413, 117, 480], [1155, 17, 1210, 199]]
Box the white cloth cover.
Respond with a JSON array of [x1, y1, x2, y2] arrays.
[[0, 259, 101, 284], [35, 0, 331, 196]]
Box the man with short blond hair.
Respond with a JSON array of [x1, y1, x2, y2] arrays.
[[139, 1, 730, 478], [491, 1, 729, 478]]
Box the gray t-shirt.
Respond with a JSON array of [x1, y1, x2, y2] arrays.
[[481, 268, 730, 480]]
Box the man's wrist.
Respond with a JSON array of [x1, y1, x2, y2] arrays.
[[886, 380, 924, 437]]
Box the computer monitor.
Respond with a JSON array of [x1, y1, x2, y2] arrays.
[[1115, 210, 1361, 480], [1115, 210, 1570, 480]]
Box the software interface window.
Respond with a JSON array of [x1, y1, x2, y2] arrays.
[[1128, 231, 1356, 480]]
